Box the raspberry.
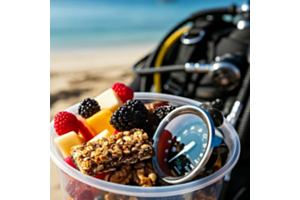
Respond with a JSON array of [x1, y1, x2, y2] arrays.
[[63, 157, 77, 170], [54, 111, 79, 136], [111, 82, 134, 103]]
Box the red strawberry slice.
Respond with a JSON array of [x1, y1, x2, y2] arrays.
[[64, 157, 77, 169], [111, 82, 134, 104], [77, 116, 95, 142], [93, 172, 108, 180], [54, 111, 79, 136]]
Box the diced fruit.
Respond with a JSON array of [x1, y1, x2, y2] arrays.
[[66, 181, 77, 198], [66, 180, 93, 200], [54, 111, 79, 136], [93, 172, 107, 180], [63, 157, 77, 169], [111, 82, 134, 104], [86, 109, 115, 136], [88, 129, 111, 143], [78, 98, 101, 119], [77, 116, 95, 142], [113, 130, 118, 135], [75, 190, 93, 200], [54, 131, 83, 157], [94, 88, 123, 113]]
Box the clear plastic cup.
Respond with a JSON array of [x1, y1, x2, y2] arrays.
[[50, 92, 240, 200]]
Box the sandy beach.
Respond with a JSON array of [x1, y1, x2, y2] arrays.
[[50, 43, 156, 200]]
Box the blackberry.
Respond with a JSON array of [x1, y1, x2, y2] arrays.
[[154, 105, 177, 120], [78, 98, 100, 118], [110, 100, 148, 131]]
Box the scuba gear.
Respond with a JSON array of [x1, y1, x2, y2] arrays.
[[154, 26, 190, 93], [152, 105, 225, 185], [130, 2, 250, 200], [134, 54, 242, 92]]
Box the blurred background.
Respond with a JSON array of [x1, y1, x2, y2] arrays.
[[50, 0, 247, 199]]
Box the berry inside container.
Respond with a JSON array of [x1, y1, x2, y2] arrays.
[[50, 92, 240, 200]]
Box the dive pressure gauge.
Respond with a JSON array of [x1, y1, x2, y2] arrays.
[[152, 105, 225, 184]]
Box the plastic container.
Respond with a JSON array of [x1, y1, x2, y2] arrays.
[[50, 92, 240, 200]]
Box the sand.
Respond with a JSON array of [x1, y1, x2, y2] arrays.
[[50, 43, 156, 200]]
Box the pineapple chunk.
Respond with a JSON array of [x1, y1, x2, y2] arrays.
[[54, 131, 83, 157], [85, 109, 115, 136], [94, 88, 123, 113], [88, 129, 111, 143]]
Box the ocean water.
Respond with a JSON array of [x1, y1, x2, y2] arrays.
[[50, 0, 246, 50]]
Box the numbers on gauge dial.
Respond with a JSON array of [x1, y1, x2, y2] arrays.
[[166, 114, 209, 176]]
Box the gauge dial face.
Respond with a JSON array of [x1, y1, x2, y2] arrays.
[[157, 113, 209, 177]]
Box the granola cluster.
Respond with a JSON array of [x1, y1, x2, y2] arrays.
[[104, 193, 138, 200], [132, 160, 157, 187], [103, 160, 157, 187], [104, 165, 133, 185], [70, 129, 155, 176]]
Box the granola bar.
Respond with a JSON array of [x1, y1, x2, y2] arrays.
[[70, 128, 155, 175]]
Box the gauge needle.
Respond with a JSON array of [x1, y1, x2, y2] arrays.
[[168, 141, 196, 163]]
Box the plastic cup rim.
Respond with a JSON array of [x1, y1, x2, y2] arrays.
[[50, 92, 240, 197]]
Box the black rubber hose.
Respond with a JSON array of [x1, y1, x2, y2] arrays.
[[144, 17, 191, 69], [236, 66, 250, 103], [139, 18, 190, 91], [237, 96, 250, 145], [131, 55, 150, 92], [132, 54, 149, 71], [132, 55, 185, 75], [133, 64, 185, 75]]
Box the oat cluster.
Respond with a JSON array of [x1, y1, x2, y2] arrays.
[[104, 193, 138, 200], [104, 160, 157, 187], [132, 160, 157, 187], [70, 128, 155, 176], [104, 165, 133, 185]]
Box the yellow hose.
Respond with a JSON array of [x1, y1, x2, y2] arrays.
[[153, 26, 190, 93]]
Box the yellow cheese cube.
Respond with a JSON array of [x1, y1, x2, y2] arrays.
[[86, 109, 115, 136], [54, 131, 83, 158], [94, 88, 123, 113], [88, 129, 112, 143]]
